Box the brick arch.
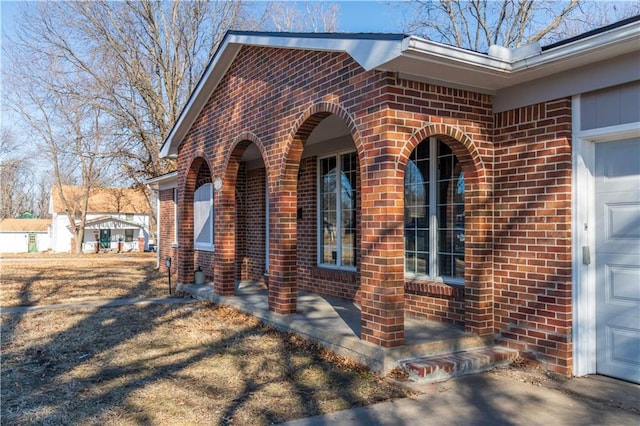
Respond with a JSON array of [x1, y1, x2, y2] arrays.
[[178, 154, 213, 285], [399, 123, 487, 185], [223, 132, 269, 185], [214, 132, 269, 297], [267, 101, 362, 315], [398, 123, 494, 336], [279, 101, 362, 187]]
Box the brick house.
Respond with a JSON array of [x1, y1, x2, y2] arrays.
[[153, 17, 639, 382]]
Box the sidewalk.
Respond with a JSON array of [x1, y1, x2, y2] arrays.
[[282, 372, 640, 425]]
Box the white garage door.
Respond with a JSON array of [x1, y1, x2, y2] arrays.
[[595, 137, 640, 383]]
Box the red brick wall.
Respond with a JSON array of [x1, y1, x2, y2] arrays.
[[236, 163, 247, 282], [174, 43, 576, 369], [405, 281, 465, 326], [175, 45, 496, 347], [158, 188, 176, 273], [245, 167, 266, 282], [493, 99, 573, 375], [296, 156, 317, 293]]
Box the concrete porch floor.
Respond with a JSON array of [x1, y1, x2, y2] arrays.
[[177, 281, 491, 374]]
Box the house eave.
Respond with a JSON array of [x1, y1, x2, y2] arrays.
[[159, 19, 639, 157], [145, 171, 178, 187], [385, 19, 639, 93]]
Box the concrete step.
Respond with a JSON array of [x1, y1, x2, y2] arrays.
[[401, 346, 519, 383]]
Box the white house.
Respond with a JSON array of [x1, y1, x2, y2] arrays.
[[0, 218, 51, 253], [49, 185, 151, 253]]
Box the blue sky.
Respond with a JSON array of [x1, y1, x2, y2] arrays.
[[1, 1, 409, 35]]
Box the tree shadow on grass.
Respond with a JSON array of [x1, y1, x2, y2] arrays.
[[2, 280, 409, 426]]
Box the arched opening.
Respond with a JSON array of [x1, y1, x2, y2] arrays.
[[214, 135, 268, 296], [268, 106, 362, 316], [297, 115, 360, 300], [181, 157, 213, 285], [401, 129, 491, 334], [237, 141, 268, 284]]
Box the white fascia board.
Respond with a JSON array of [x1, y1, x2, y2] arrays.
[[145, 171, 178, 188], [400, 36, 511, 72], [226, 33, 404, 71], [512, 20, 640, 72], [391, 21, 638, 94], [159, 33, 405, 158]]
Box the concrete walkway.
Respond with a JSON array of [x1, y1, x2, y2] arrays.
[[178, 281, 488, 375], [282, 373, 640, 425]]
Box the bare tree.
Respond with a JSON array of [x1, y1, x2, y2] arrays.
[[7, 64, 113, 253], [264, 2, 340, 32], [404, 0, 580, 50], [402, 0, 638, 51], [7, 1, 247, 186], [0, 129, 35, 218]]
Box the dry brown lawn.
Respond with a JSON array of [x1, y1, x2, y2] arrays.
[[0, 253, 167, 307], [1, 255, 411, 425]]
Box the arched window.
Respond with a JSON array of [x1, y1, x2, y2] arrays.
[[405, 137, 464, 283], [194, 183, 214, 250]]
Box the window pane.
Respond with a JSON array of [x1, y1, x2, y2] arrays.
[[404, 148, 430, 276], [320, 157, 337, 265], [341, 152, 357, 267], [437, 142, 464, 279], [319, 152, 357, 268]]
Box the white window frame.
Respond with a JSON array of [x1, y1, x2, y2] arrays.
[[172, 188, 179, 247], [404, 137, 464, 286], [317, 150, 357, 271], [194, 183, 214, 251]]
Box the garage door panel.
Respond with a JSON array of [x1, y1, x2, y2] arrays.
[[595, 137, 640, 383], [604, 326, 640, 383], [604, 263, 640, 304]]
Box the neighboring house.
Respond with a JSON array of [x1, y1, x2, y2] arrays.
[[0, 218, 51, 253], [155, 17, 640, 383], [49, 186, 151, 253]]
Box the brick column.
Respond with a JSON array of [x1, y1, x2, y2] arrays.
[[359, 157, 405, 347], [137, 236, 145, 253], [267, 188, 298, 315], [214, 178, 236, 296], [463, 177, 494, 336]]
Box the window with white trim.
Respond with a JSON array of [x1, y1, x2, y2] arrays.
[[172, 188, 178, 245], [194, 183, 214, 250], [405, 138, 465, 283], [318, 151, 357, 269]]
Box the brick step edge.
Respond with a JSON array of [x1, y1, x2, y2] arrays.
[[401, 346, 519, 384]]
